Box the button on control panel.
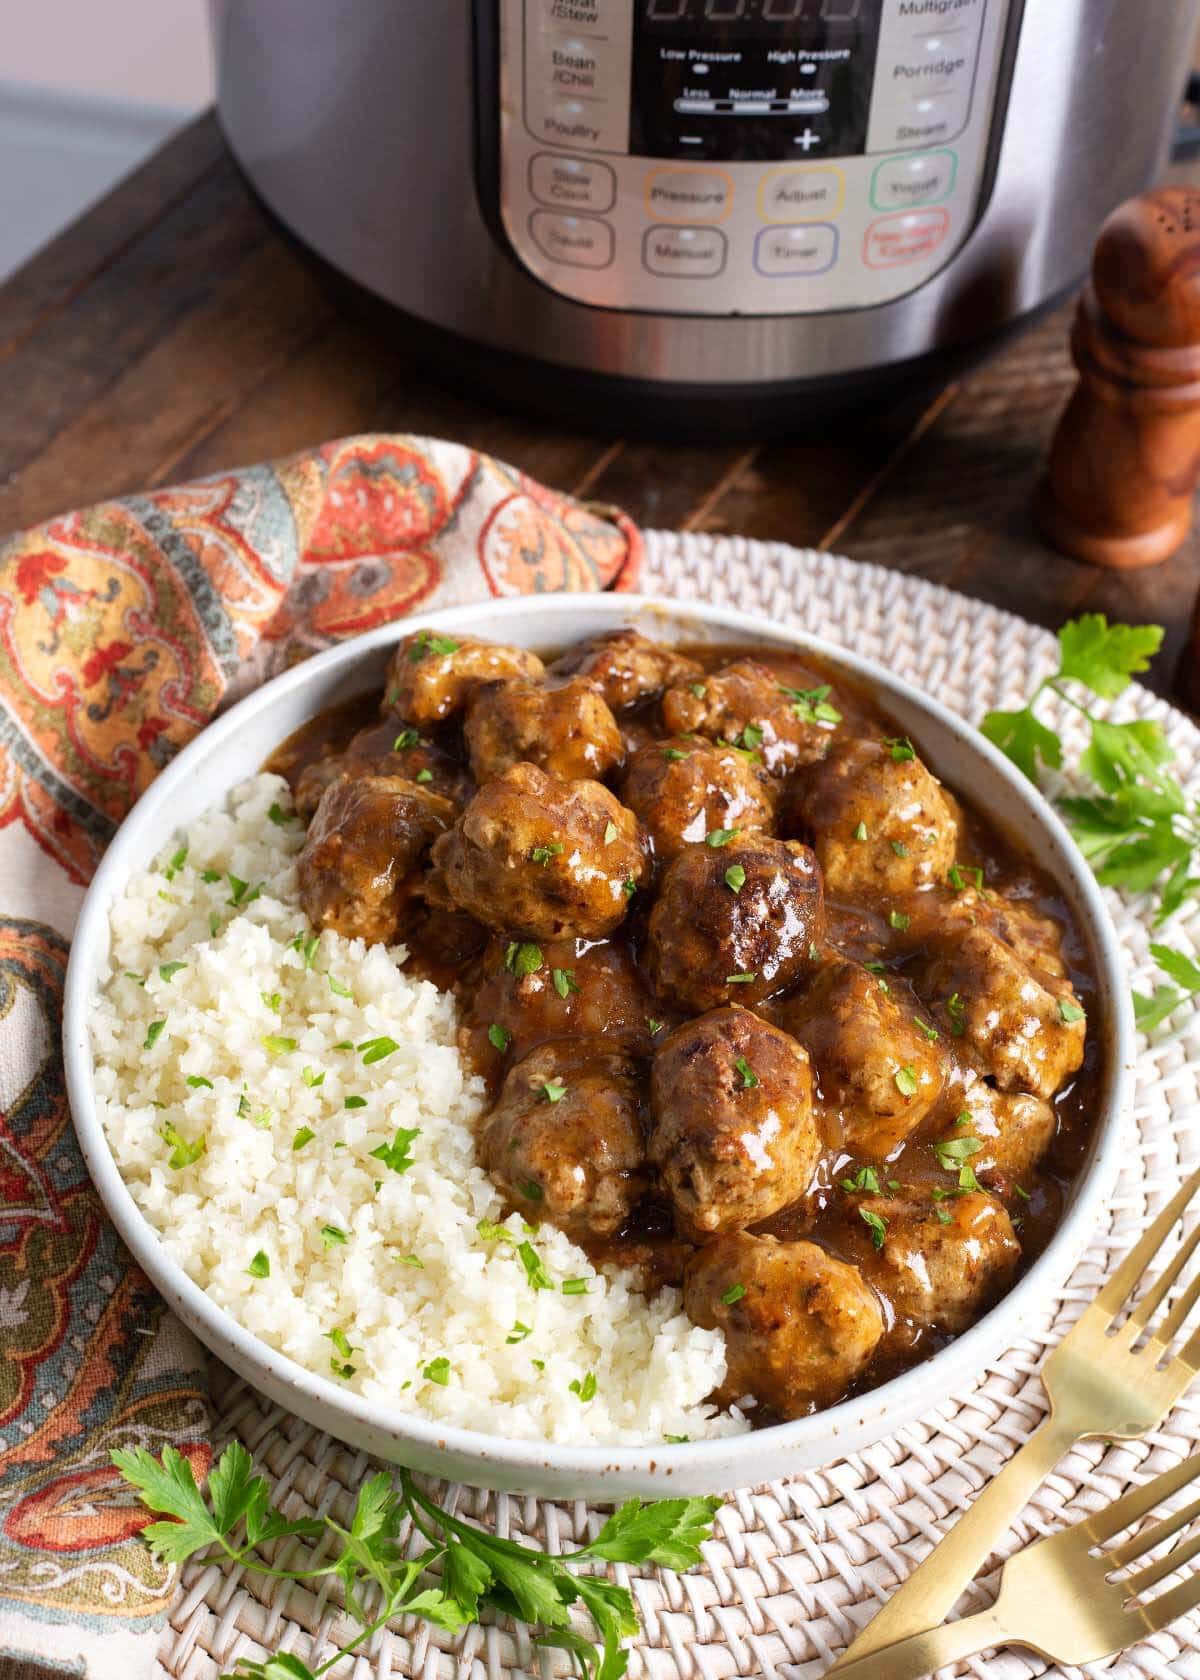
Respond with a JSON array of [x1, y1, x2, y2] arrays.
[[497, 0, 1010, 316]]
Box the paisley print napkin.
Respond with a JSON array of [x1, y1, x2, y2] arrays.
[[0, 434, 640, 1680]]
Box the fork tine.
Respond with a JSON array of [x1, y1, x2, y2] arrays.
[[1097, 1167, 1200, 1318], [1087, 1454, 1200, 1545], [1122, 1516, 1200, 1593], [1127, 1563, 1200, 1635], [1149, 1268, 1200, 1356], [1128, 1223, 1200, 1334], [1111, 1490, 1200, 1569]]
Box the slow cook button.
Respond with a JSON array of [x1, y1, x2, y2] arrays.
[[871, 149, 957, 210], [529, 153, 617, 213], [645, 168, 733, 224], [863, 207, 950, 268], [757, 167, 843, 223], [753, 223, 838, 277], [530, 211, 615, 269], [642, 225, 728, 279]]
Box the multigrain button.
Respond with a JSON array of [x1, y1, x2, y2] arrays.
[[645, 169, 733, 224], [530, 211, 615, 269], [753, 224, 838, 277], [870, 149, 957, 210], [863, 207, 950, 268], [642, 225, 727, 279], [529, 153, 617, 213], [757, 167, 843, 223]]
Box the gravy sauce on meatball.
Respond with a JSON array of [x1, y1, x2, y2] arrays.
[[268, 628, 1102, 1426]]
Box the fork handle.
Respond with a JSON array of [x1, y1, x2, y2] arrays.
[[826, 1605, 1013, 1680], [830, 1410, 1075, 1668]]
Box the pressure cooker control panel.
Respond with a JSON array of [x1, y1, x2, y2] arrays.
[[496, 0, 1011, 314]]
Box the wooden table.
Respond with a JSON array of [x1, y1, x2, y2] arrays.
[[3, 112, 1198, 707]]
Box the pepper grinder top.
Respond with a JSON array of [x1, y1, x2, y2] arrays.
[[1035, 186, 1200, 571]]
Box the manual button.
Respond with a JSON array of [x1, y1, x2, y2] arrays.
[[645, 169, 733, 225], [530, 211, 615, 270], [642, 225, 727, 279], [530, 153, 616, 213]]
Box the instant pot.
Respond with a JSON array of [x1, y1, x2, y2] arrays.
[[210, 1, 1200, 432]]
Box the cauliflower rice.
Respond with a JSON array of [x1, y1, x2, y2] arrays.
[[91, 773, 742, 1445]]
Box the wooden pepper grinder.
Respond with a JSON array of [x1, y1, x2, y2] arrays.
[[1035, 186, 1200, 570]]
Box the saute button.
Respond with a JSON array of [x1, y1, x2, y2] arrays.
[[645, 168, 733, 224], [642, 225, 728, 279], [753, 224, 838, 277], [871, 150, 957, 210], [530, 153, 617, 213], [863, 208, 950, 268], [757, 167, 843, 222], [530, 211, 615, 269]]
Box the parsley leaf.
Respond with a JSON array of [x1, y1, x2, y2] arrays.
[[1056, 615, 1163, 698], [369, 1126, 420, 1174]]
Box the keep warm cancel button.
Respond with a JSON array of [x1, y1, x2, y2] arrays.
[[863, 208, 950, 268]]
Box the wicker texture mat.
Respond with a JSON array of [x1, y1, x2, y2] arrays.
[[157, 535, 1200, 1680]]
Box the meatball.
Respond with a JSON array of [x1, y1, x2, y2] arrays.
[[934, 1083, 1057, 1193], [778, 960, 945, 1159], [549, 628, 702, 711], [384, 631, 544, 724], [794, 737, 958, 900], [621, 737, 776, 862], [684, 1233, 883, 1417], [917, 923, 1086, 1098], [645, 837, 824, 1013], [295, 721, 472, 819], [464, 676, 623, 782], [480, 1038, 648, 1241], [650, 1008, 820, 1239], [298, 775, 454, 944], [461, 934, 654, 1077], [431, 762, 648, 939], [848, 1192, 1020, 1335], [662, 657, 837, 774]]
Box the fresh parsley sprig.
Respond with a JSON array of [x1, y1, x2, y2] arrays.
[[980, 614, 1200, 1031], [112, 1443, 719, 1680]]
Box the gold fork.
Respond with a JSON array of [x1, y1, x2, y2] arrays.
[[833, 1164, 1200, 1668], [830, 1449, 1200, 1679]]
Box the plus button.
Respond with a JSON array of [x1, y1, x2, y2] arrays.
[[794, 127, 821, 151]]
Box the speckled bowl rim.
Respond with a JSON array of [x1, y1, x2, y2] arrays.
[[63, 594, 1135, 1498]]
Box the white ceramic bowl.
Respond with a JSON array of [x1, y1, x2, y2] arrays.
[[64, 595, 1135, 1499]]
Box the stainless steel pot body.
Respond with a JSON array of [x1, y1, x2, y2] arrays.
[[209, 0, 1199, 394]]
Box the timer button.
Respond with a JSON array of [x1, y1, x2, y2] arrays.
[[644, 168, 733, 225], [863, 208, 950, 269], [530, 211, 615, 270], [757, 167, 844, 223], [753, 224, 838, 278], [642, 225, 727, 279], [870, 150, 957, 211], [530, 153, 617, 214]]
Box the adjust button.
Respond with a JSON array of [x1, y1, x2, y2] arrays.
[[871, 149, 957, 210], [642, 225, 727, 279], [530, 153, 617, 213], [864, 208, 950, 268], [754, 224, 838, 277], [645, 168, 733, 225], [530, 211, 615, 269], [758, 167, 843, 223]]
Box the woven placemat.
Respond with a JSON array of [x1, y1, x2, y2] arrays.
[[156, 533, 1200, 1680]]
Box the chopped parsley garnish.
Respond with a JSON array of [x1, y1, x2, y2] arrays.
[[890, 840, 908, 857], [665, 1434, 691, 1444], [267, 802, 295, 826], [261, 990, 282, 1013], [326, 1326, 356, 1378], [226, 874, 262, 908], [705, 827, 740, 848], [864, 960, 886, 973], [946, 992, 968, 1035], [208, 912, 222, 937], [393, 728, 421, 749], [553, 967, 580, 1000], [622, 877, 638, 898], [160, 1121, 205, 1170], [913, 1017, 939, 1041], [125, 971, 146, 986], [262, 1035, 296, 1056], [720, 1283, 746, 1305], [507, 1321, 533, 1343], [292, 932, 320, 968], [478, 1219, 518, 1245], [726, 972, 756, 984], [369, 1126, 420, 1174], [781, 683, 842, 725], [344, 1094, 367, 1109], [422, 1357, 451, 1386], [408, 632, 460, 661], [321, 1225, 348, 1249], [739, 724, 764, 751], [1059, 997, 1086, 1024], [158, 961, 187, 983], [201, 868, 221, 883], [531, 842, 564, 865], [860, 1207, 888, 1250], [647, 1017, 664, 1035], [724, 863, 747, 893], [603, 821, 618, 846], [569, 1372, 597, 1402], [542, 1079, 568, 1104], [358, 1036, 399, 1064], [562, 1277, 590, 1296], [841, 1165, 882, 1195], [889, 909, 911, 932], [301, 1066, 325, 1088], [237, 1091, 251, 1118], [734, 1056, 758, 1090], [186, 1074, 213, 1090], [327, 974, 353, 998], [334, 1040, 353, 1051], [518, 1241, 553, 1291], [947, 863, 985, 893], [853, 821, 869, 841], [689, 682, 707, 698], [520, 1180, 544, 1202], [163, 843, 188, 881], [504, 941, 543, 977], [663, 747, 690, 762], [894, 1065, 919, 1097], [398, 1253, 424, 1268], [246, 1250, 270, 1279], [292, 1127, 316, 1151], [885, 736, 916, 762], [144, 1020, 166, 1050], [933, 1135, 983, 1172], [487, 1022, 511, 1053], [1014, 1184, 1032, 1201], [935, 1205, 954, 1225]]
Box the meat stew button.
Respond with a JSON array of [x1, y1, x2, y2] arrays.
[[530, 211, 615, 269], [642, 225, 727, 279], [529, 153, 617, 213]]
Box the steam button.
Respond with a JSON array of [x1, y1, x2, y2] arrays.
[[530, 153, 617, 213], [530, 211, 615, 269]]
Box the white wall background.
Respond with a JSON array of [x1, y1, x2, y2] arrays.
[[5, 0, 214, 109]]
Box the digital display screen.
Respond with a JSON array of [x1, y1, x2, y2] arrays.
[[631, 0, 882, 161]]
